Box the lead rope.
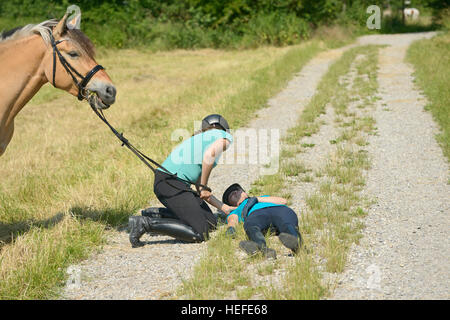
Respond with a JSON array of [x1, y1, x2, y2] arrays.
[[88, 97, 212, 194]]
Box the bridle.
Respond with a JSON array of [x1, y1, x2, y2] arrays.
[[49, 30, 104, 101]]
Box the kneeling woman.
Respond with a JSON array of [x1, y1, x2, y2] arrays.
[[129, 114, 235, 247]]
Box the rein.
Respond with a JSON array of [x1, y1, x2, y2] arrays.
[[87, 98, 212, 194]]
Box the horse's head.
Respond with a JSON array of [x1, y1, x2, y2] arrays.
[[42, 14, 116, 109]]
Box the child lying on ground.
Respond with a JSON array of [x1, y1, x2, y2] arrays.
[[222, 183, 302, 259]]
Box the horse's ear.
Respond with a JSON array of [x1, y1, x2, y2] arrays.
[[53, 13, 68, 38]]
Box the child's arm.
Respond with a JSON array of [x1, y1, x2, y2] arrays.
[[256, 196, 287, 205], [225, 214, 239, 237], [227, 214, 239, 227]]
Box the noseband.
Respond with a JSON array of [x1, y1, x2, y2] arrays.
[[49, 31, 104, 101]]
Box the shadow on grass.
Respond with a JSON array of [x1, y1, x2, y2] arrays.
[[0, 213, 65, 246], [69, 205, 132, 231], [0, 205, 135, 247]]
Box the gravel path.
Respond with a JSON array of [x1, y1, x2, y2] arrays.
[[61, 44, 352, 300], [331, 32, 449, 299]]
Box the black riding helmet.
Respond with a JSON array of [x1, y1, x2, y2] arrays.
[[202, 114, 230, 132], [222, 183, 245, 206]]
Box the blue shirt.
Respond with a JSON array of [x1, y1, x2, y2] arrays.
[[158, 129, 233, 183], [227, 196, 286, 223]]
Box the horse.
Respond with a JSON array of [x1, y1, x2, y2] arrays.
[[0, 13, 116, 157]]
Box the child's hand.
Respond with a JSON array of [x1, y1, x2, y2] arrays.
[[225, 226, 236, 238]]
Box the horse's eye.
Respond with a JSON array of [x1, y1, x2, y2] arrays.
[[68, 51, 79, 58]]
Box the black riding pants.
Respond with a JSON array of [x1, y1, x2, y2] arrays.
[[153, 170, 217, 241]]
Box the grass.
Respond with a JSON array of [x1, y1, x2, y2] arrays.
[[178, 45, 381, 299], [282, 47, 365, 145], [0, 216, 104, 299], [286, 45, 380, 281], [178, 224, 249, 299], [0, 41, 324, 299], [407, 31, 450, 162]]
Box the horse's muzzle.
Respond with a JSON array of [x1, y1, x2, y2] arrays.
[[96, 84, 116, 107]]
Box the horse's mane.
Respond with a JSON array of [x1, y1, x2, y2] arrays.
[[0, 19, 58, 45], [0, 19, 96, 58]]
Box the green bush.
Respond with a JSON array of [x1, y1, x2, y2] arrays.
[[244, 12, 310, 46], [0, 0, 447, 49]]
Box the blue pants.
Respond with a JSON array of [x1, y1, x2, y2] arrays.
[[244, 206, 299, 236]]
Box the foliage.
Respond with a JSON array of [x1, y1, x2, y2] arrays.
[[0, 1, 448, 51]]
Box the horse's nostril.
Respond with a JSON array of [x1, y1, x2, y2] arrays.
[[106, 86, 116, 98]]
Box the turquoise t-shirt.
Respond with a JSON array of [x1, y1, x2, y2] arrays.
[[158, 129, 233, 183], [227, 196, 286, 223]]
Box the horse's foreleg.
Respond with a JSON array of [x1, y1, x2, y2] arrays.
[[0, 122, 14, 157]]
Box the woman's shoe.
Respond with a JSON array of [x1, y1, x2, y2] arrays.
[[128, 216, 147, 248]]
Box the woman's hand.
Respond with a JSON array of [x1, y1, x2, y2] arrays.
[[199, 189, 212, 201]]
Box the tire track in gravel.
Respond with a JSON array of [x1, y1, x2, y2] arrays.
[[284, 53, 368, 236], [331, 32, 450, 300], [241, 52, 374, 298], [61, 44, 356, 300], [268, 47, 382, 298]]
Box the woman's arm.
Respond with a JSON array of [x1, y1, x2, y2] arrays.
[[199, 138, 230, 200], [256, 196, 287, 205], [200, 138, 230, 185], [206, 194, 237, 214]]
